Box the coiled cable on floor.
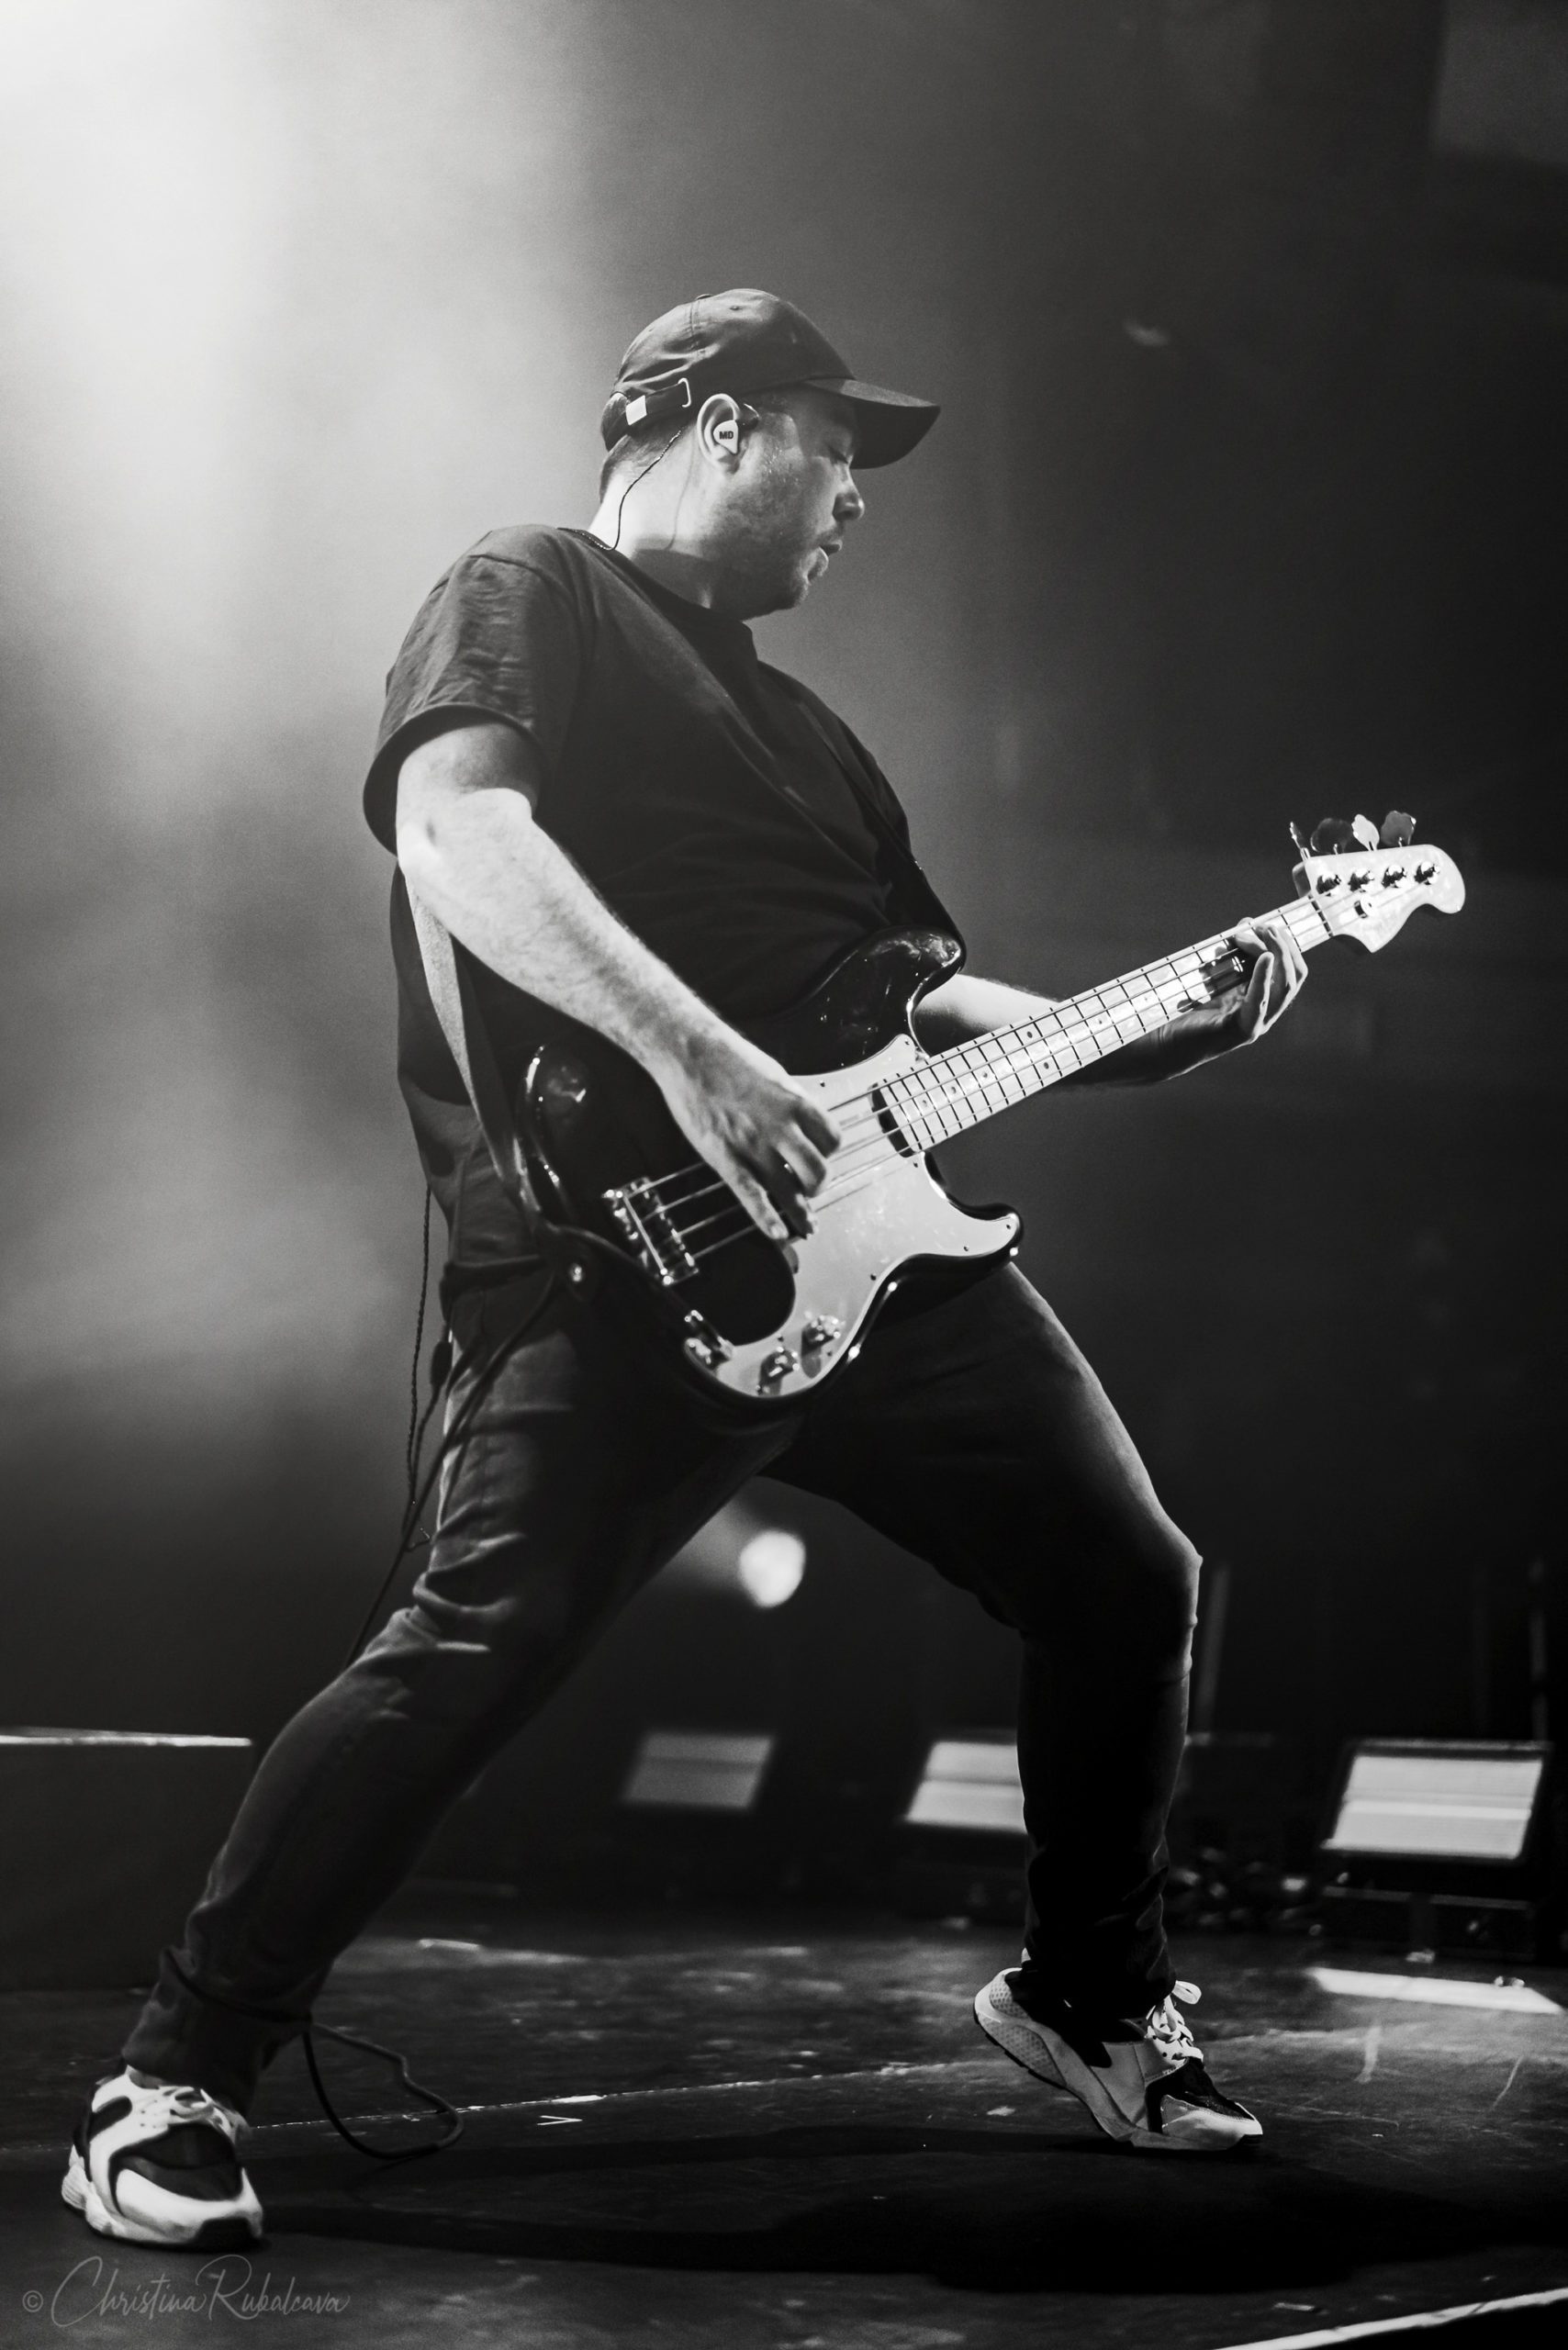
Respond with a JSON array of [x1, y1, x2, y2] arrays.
[[302, 2019, 465, 2165]]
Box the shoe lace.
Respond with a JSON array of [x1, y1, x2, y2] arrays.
[[1144, 1979, 1204, 2068], [140, 2081, 242, 2141]]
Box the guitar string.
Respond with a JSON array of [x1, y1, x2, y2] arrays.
[[675, 1026, 1105, 1255], [654, 1125, 907, 1246], [674, 896, 1327, 1223], [624, 897, 1331, 1243], [661, 900, 1338, 1263], [666, 1015, 1132, 1243], [630, 898, 1329, 1225], [682, 875, 1439, 1306], [639, 924, 1309, 1237], [672, 1013, 1194, 1259], [646, 945, 1312, 1251], [676, 995, 1266, 1268], [633, 949, 1249, 1226]]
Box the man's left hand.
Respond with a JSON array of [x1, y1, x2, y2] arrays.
[[1126, 915, 1307, 1081]]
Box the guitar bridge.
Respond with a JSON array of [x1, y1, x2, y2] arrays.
[[603, 1181, 700, 1287]]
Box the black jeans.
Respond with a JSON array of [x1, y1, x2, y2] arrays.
[[123, 1263, 1199, 2115]]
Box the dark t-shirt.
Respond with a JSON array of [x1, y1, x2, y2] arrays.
[[364, 524, 960, 1266]]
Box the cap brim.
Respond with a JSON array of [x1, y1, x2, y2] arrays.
[[804, 376, 939, 467]]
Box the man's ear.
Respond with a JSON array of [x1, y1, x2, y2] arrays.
[[698, 394, 759, 466]]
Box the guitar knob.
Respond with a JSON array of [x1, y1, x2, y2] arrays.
[[682, 1313, 732, 1369], [757, 1346, 799, 1391], [801, 1315, 842, 1352]]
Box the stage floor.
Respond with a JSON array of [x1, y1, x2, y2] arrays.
[[2, 1890, 1564, 2346]]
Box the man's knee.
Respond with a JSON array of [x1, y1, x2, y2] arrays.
[[1051, 1515, 1200, 1670], [988, 1511, 1198, 1664], [1147, 1524, 1202, 1675], [355, 1575, 581, 1727], [1166, 1522, 1204, 1654]]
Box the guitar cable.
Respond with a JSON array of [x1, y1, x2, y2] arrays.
[[297, 1187, 563, 2166]]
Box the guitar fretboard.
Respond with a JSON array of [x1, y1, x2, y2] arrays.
[[879, 895, 1331, 1149]]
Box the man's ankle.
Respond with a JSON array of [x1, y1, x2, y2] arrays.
[[1009, 1965, 1142, 2029]]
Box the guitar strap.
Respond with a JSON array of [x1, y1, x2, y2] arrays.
[[555, 527, 964, 952], [783, 694, 965, 948]]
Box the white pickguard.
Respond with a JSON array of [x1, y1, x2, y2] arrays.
[[697, 1034, 1020, 1404]]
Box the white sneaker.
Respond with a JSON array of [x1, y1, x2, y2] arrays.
[[62, 2069, 264, 2248], [974, 1971, 1262, 2152]]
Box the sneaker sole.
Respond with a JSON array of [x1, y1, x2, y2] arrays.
[[971, 1978, 1071, 2095], [62, 2147, 263, 2251], [972, 1977, 1254, 2154]]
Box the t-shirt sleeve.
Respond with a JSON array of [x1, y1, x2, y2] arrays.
[[362, 546, 588, 852]]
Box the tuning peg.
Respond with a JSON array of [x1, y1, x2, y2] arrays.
[[1379, 810, 1416, 847], [1310, 818, 1358, 854], [1350, 814, 1380, 850]]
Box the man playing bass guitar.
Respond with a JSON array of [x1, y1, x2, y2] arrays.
[[69, 291, 1308, 2250]]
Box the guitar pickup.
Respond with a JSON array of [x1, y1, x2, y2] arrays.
[[604, 1184, 700, 1286]]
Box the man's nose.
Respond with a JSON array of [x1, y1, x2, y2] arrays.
[[836, 477, 866, 525]]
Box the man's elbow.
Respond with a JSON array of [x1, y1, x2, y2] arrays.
[[393, 810, 442, 897], [392, 775, 456, 890], [393, 734, 537, 890]]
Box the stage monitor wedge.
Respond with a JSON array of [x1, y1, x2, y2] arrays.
[[0, 1729, 254, 1990], [1316, 1739, 1562, 1962], [904, 1737, 1025, 1835], [894, 1732, 1025, 1923], [622, 1729, 775, 1815], [1324, 1742, 1544, 1863]]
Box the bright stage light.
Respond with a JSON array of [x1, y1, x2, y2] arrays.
[[736, 1528, 807, 1610], [660, 1504, 808, 1607]]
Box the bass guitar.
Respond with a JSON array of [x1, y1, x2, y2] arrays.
[[516, 820, 1464, 1409]]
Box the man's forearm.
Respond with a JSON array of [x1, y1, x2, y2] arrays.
[[396, 784, 730, 1080]]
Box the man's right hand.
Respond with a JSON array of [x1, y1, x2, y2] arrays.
[[651, 1030, 843, 1245]]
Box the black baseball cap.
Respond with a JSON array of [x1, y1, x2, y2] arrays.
[[600, 288, 939, 468]]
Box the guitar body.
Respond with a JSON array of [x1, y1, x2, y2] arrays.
[[519, 929, 1022, 1408], [512, 825, 1465, 1410]]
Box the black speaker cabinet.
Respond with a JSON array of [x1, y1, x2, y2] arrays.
[[0, 1729, 253, 1989]]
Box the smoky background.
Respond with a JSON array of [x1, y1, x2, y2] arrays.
[[1, 2, 1561, 1797]]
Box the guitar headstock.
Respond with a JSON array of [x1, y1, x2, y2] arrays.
[[1291, 812, 1464, 952]]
